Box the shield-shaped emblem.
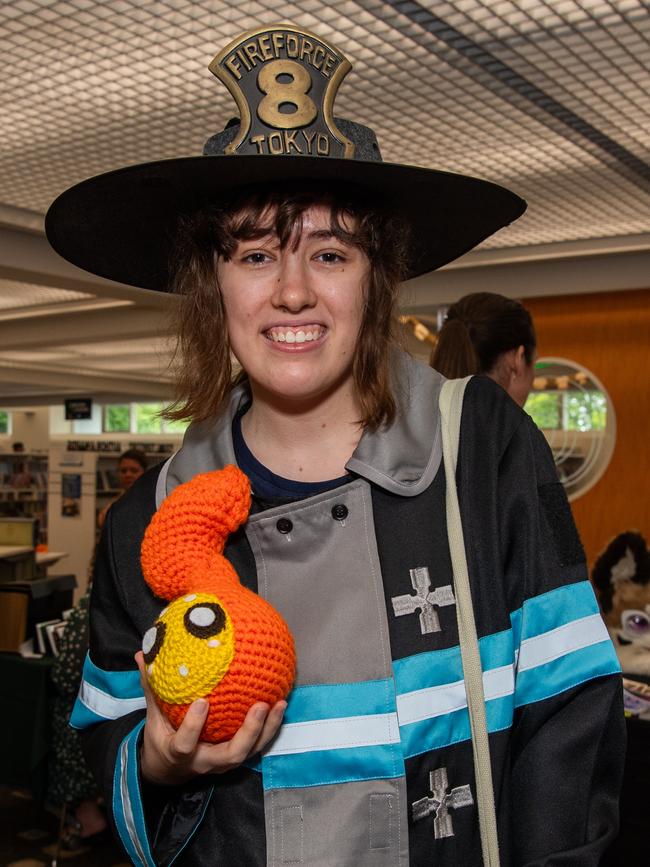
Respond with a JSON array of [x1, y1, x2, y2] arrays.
[[209, 24, 355, 158]]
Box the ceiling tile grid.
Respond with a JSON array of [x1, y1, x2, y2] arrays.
[[0, 279, 93, 310], [0, 0, 649, 249]]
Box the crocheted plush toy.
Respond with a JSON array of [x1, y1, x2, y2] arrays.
[[140, 464, 296, 743]]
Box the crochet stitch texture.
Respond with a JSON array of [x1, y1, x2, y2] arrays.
[[140, 464, 296, 742]]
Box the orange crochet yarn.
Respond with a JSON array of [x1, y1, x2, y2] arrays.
[[140, 464, 296, 743]]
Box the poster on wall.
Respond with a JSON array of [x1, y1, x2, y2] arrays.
[[61, 472, 81, 517]]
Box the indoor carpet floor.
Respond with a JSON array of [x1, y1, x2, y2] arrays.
[[0, 788, 127, 867]]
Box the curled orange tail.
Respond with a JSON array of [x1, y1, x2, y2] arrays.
[[141, 465, 251, 600]]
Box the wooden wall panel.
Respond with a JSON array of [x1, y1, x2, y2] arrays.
[[525, 288, 650, 569]]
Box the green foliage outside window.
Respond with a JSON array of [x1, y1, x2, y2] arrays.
[[525, 390, 606, 432], [524, 393, 560, 430], [105, 404, 130, 432], [135, 403, 164, 434], [566, 392, 606, 432], [102, 402, 189, 435], [0, 410, 9, 434]]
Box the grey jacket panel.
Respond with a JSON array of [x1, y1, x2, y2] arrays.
[[246, 480, 391, 685], [265, 778, 408, 867], [162, 353, 443, 503]]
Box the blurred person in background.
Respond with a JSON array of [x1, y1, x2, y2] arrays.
[[430, 292, 536, 407], [97, 447, 147, 529]]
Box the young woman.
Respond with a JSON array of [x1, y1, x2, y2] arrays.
[[46, 25, 623, 867], [430, 292, 537, 407]]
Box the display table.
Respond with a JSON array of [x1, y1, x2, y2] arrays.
[[0, 653, 54, 799]]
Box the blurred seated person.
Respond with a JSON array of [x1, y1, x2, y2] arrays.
[[430, 292, 536, 407], [47, 591, 107, 850], [97, 448, 147, 529]]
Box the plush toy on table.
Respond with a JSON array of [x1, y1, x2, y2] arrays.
[[140, 464, 296, 743], [592, 530, 650, 678]]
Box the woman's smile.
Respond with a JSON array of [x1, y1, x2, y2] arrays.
[[218, 204, 367, 404]]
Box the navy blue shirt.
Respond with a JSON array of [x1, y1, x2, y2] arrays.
[[232, 404, 350, 500]]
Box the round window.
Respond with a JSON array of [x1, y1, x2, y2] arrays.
[[524, 358, 616, 501]]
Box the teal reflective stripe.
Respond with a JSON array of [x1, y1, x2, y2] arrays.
[[399, 695, 513, 759], [393, 643, 464, 694], [82, 652, 143, 697], [516, 580, 601, 641], [71, 654, 146, 727], [112, 720, 155, 867], [262, 743, 404, 790], [283, 677, 395, 723], [393, 626, 515, 694], [515, 640, 621, 707], [70, 696, 106, 729], [393, 582, 617, 758], [260, 678, 402, 789], [394, 633, 516, 759]]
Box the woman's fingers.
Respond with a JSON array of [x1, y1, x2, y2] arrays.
[[170, 699, 209, 758], [219, 702, 272, 766], [251, 700, 287, 755]]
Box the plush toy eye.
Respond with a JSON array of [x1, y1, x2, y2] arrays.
[[142, 621, 166, 664], [621, 609, 650, 640], [184, 602, 226, 639]]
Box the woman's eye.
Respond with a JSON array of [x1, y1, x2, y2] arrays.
[[242, 252, 269, 265], [317, 251, 345, 264]]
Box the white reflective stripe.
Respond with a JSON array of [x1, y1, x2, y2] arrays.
[[518, 613, 610, 672], [397, 678, 466, 726], [264, 712, 400, 757], [396, 663, 515, 727], [79, 679, 146, 720], [118, 734, 149, 867], [483, 663, 516, 700]]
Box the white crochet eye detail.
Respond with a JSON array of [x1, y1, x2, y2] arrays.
[[189, 606, 217, 628], [142, 626, 157, 655]]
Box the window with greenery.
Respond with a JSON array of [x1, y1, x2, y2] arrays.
[[102, 402, 188, 435], [524, 393, 561, 430], [0, 410, 10, 435], [566, 391, 606, 431], [104, 404, 130, 432], [525, 390, 606, 432], [135, 403, 164, 434]]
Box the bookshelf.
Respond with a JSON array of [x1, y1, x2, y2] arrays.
[[0, 452, 48, 545]]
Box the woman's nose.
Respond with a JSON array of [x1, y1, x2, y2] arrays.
[[272, 256, 316, 311]]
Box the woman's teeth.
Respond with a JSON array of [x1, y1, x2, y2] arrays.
[[266, 327, 325, 344]]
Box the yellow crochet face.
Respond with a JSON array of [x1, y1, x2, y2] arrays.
[[142, 592, 235, 705]]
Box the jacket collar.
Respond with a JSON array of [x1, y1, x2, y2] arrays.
[[162, 351, 443, 505]]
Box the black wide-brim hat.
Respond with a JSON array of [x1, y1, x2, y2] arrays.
[[45, 25, 526, 292]]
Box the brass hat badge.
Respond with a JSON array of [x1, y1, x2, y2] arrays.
[[209, 24, 355, 159]]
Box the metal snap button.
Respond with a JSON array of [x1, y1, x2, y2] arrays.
[[276, 517, 293, 534], [331, 504, 348, 521]]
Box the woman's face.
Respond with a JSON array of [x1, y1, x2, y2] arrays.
[[217, 205, 368, 407], [118, 458, 144, 491]]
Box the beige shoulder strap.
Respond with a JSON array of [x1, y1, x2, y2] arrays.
[[439, 377, 500, 867]]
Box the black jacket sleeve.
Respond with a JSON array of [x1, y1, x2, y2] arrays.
[[77, 468, 213, 866], [500, 410, 625, 865]]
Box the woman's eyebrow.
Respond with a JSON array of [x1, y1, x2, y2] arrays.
[[307, 229, 343, 241]]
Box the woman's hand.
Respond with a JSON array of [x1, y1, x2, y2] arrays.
[[135, 651, 286, 785]]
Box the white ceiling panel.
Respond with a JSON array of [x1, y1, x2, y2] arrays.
[[0, 0, 648, 403]]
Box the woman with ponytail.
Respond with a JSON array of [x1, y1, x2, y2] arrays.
[[431, 292, 536, 407]]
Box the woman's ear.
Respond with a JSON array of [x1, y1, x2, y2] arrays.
[[512, 344, 527, 378]]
